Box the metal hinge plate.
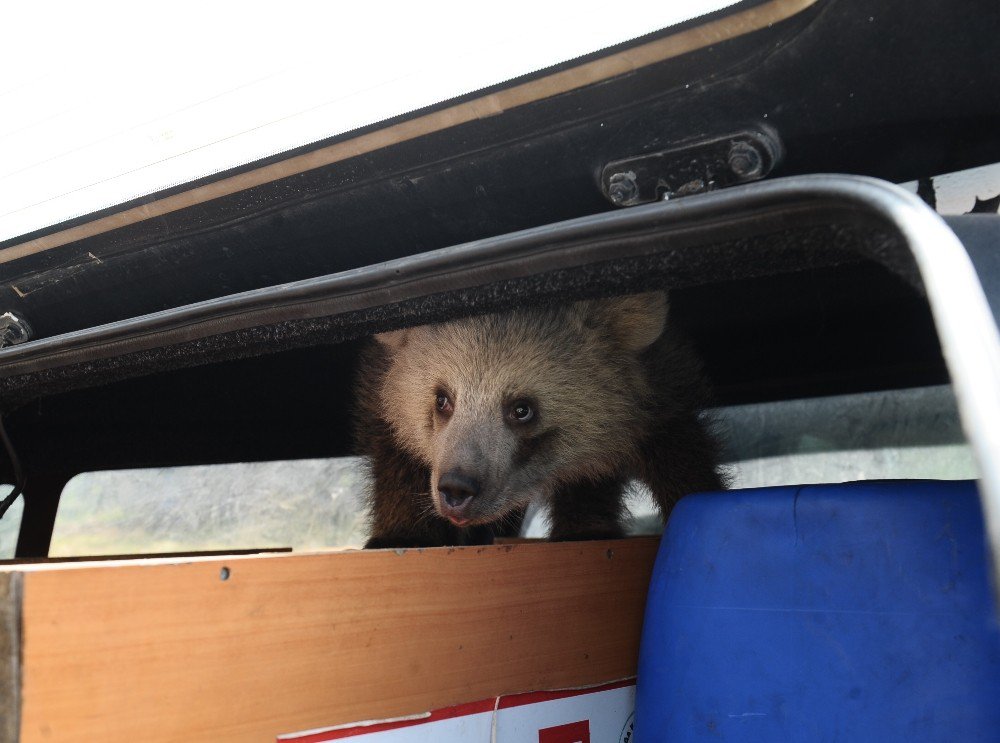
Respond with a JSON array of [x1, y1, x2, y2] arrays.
[[601, 129, 783, 207]]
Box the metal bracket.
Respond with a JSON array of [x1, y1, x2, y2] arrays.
[[0, 312, 33, 348], [601, 130, 783, 207]]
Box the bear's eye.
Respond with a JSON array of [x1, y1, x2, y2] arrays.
[[508, 400, 535, 424], [435, 392, 453, 415]]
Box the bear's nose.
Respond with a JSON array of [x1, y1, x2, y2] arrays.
[[438, 471, 481, 515]]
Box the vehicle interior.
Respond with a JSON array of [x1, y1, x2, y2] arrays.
[[0, 0, 997, 741]]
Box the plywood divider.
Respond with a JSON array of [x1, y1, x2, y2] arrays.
[[3, 538, 659, 743]]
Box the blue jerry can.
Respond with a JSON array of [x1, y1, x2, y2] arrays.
[[635, 480, 1000, 742]]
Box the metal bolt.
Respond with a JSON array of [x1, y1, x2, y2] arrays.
[[607, 171, 639, 206], [727, 142, 764, 179], [0, 312, 32, 347]]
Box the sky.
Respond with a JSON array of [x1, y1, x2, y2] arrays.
[[0, 0, 738, 242]]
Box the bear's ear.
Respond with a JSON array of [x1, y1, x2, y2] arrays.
[[374, 328, 410, 351], [575, 291, 669, 351]]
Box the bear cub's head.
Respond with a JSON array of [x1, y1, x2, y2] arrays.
[[374, 292, 668, 527]]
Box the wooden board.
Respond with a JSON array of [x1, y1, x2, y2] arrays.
[[2, 538, 658, 743]]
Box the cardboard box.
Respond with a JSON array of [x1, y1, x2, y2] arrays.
[[279, 680, 635, 743]]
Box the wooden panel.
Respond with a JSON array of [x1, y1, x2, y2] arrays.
[[14, 538, 658, 743]]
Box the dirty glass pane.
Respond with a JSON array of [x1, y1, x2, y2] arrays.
[[50, 385, 979, 551], [717, 384, 975, 488], [527, 385, 978, 536], [50, 458, 368, 557], [0, 488, 23, 558]]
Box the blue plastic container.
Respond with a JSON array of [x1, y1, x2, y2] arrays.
[[634, 480, 1000, 742]]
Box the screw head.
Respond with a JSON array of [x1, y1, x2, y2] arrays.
[[607, 171, 639, 206], [0, 311, 32, 347], [728, 142, 764, 179]]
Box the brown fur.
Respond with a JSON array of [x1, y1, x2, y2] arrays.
[[353, 292, 724, 547]]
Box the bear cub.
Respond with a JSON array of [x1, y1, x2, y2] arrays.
[[354, 291, 723, 548]]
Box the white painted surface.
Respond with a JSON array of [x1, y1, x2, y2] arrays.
[[278, 684, 635, 742], [0, 1, 737, 242], [899, 162, 1000, 214]]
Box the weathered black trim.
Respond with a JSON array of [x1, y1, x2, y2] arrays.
[[0, 176, 911, 387]]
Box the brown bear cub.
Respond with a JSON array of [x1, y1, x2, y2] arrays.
[[354, 291, 723, 548]]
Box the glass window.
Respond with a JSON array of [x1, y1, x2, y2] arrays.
[[49, 458, 368, 557], [526, 385, 977, 536], [51, 385, 975, 550], [717, 384, 975, 487]]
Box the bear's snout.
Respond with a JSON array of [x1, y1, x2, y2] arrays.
[[437, 470, 481, 524]]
